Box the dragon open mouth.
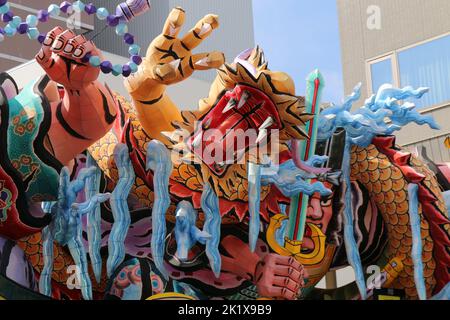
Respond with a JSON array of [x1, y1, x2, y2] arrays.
[[188, 84, 282, 176]]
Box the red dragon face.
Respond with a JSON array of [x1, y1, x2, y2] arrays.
[[187, 84, 282, 177]]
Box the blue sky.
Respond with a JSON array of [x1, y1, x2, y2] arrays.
[[252, 0, 344, 103]]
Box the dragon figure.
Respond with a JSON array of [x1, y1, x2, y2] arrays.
[[0, 7, 448, 301]]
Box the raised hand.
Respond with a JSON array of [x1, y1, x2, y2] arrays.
[[126, 7, 225, 97], [255, 254, 307, 300], [35, 27, 102, 90], [34, 27, 117, 165]]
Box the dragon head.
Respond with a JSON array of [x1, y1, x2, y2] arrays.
[[165, 47, 312, 203]]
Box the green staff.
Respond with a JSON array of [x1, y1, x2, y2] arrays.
[[287, 70, 325, 241]]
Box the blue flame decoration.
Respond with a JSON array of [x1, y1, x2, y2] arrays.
[[85, 153, 103, 283], [261, 160, 331, 197], [317, 83, 441, 300], [39, 202, 56, 297], [175, 201, 211, 261], [275, 219, 288, 248], [430, 282, 450, 300], [69, 193, 110, 300], [276, 203, 288, 247], [304, 155, 329, 168], [173, 281, 200, 299], [248, 162, 262, 252], [342, 138, 367, 299], [146, 140, 173, 280], [107, 143, 135, 278], [201, 183, 222, 278], [407, 183, 427, 300], [443, 191, 450, 215], [39, 167, 109, 300], [52, 167, 97, 245], [318, 83, 440, 145]]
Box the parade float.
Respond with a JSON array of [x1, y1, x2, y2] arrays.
[[0, 0, 448, 300]]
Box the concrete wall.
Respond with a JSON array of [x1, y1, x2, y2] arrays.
[[337, 0, 450, 98], [0, 1, 94, 71], [337, 0, 450, 162]]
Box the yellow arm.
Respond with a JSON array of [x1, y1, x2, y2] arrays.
[[124, 7, 224, 141]]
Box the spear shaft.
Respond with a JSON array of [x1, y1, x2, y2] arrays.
[[287, 70, 325, 241]]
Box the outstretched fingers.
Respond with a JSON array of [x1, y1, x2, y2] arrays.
[[192, 51, 225, 70], [181, 14, 219, 50], [162, 7, 185, 38]]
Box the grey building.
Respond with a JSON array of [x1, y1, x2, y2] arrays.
[[337, 0, 450, 163], [0, 1, 94, 71]]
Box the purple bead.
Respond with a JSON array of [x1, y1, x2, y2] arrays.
[[60, 1, 72, 14], [100, 61, 113, 74], [81, 52, 92, 64], [122, 64, 132, 77], [0, 28, 4, 35], [123, 33, 134, 45], [17, 23, 29, 34], [85, 3, 97, 15], [107, 15, 120, 27], [2, 11, 13, 23], [0, 0, 7, 6], [37, 33, 47, 44], [37, 10, 49, 22], [131, 55, 142, 65]]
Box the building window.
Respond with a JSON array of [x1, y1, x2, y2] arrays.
[[398, 34, 450, 109], [367, 33, 450, 110], [369, 57, 393, 94]]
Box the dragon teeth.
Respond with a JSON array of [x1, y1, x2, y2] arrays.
[[237, 91, 250, 109], [223, 99, 237, 113], [259, 117, 274, 131], [256, 129, 268, 144], [192, 134, 202, 148]]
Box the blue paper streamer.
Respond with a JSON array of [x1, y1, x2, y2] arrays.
[[407, 183, 427, 300], [85, 153, 103, 283], [201, 183, 222, 278], [248, 162, 262, 253], [107, 143, 135, 278], [146, 140, 173, 280]]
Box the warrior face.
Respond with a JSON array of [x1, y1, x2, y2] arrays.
[[304, 180, 335, 249]]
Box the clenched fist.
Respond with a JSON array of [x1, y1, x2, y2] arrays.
[[255, 254, 307, 300], [35, 27, 102, 89]]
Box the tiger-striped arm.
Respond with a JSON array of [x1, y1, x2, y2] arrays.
[[35, 27, 117, 165], [124, 7, 225, 142]]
